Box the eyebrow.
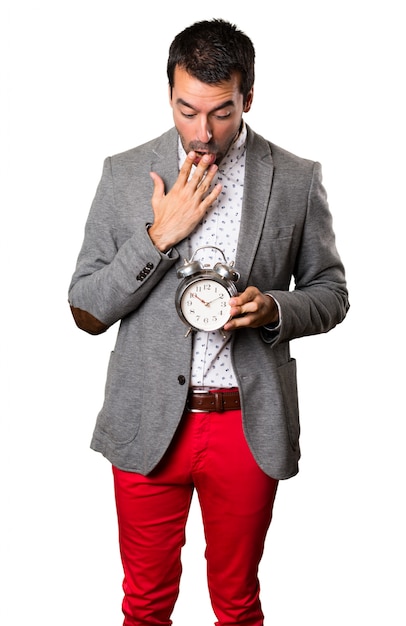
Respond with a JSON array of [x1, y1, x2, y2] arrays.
[[176, 98, 236, 113]]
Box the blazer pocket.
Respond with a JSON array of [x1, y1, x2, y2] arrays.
[[277, 358, 300, 450], [96, 351, 141, 444], [267, 225, 295, 240], [253, 224, 296, 287]]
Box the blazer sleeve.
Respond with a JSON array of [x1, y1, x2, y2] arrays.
[[262, 161, 349, 345], [68, 156, 179, 333]]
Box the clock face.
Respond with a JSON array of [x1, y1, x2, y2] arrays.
[[179, 278, 234, 331]]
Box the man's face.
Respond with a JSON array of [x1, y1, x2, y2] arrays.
[[170, 66, 253, 166]]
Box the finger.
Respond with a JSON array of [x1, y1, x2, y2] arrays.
[[176, 151, 197, 185], [229, 291, 253, 308], [201, 182, 222, 206], [194, 166, 220, 198], [223, 312, 251, 331], [228, 289, 260, 317], [190, 155, 218, 190], [195, 153, 217, 173], [149, 171, 165, 199]]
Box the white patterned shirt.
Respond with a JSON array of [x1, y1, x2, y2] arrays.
[[177, 123, 247, 388]]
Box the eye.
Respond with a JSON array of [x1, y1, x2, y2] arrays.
[[214, 112, 231, 120], [181, 111, 196, 119]]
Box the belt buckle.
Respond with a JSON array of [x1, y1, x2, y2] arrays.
[[187, 387, 211, 413]]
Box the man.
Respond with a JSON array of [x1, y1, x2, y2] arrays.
[[69, 18, 349, 626]]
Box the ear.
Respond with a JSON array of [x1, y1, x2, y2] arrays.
[[243, 87, 254, 113], [168, 83, 173, 107]]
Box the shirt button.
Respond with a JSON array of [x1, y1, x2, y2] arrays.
[[178, 375, 186, 385]]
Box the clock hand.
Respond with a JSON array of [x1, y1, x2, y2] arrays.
[[206, 296, 224, 305], [191, 293, 209, 305]]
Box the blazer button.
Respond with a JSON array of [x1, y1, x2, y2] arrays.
[[178, 375, 186, 385]]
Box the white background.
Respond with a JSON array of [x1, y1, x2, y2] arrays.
[[1, 1, 405, 624]]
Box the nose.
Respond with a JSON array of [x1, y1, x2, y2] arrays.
[[197, 117, 212, 143]]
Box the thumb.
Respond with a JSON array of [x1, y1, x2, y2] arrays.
[[150, 171, 165, 199]]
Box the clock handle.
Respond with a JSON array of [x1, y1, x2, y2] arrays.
[[213, 262, 240, 283], [176, 259, 203, 279], [189, 246, 239, 282], [190, 245, 227, 263]]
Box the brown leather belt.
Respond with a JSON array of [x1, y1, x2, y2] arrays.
[[186, 388, 241, 413]]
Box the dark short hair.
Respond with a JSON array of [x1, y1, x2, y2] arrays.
[[167, 18, 255, 103]]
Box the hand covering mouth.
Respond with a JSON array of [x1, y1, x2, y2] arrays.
[[193, 151, 216, 165]]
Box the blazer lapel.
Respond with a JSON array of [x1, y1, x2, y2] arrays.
[[236, 127, 274, 289], [150, 127, 179, 188]]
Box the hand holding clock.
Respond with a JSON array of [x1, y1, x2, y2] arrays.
[[224, 287, 279, 331]]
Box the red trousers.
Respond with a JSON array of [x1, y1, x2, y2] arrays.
[[113, 408, 278, 626]]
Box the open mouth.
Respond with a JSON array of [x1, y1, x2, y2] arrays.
[[193, 151, 216, 165]]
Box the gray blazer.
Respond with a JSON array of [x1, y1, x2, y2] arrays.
[[69, 125, 349, 479]]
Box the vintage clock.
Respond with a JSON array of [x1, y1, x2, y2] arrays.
[[175, 246, 240, 334]]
